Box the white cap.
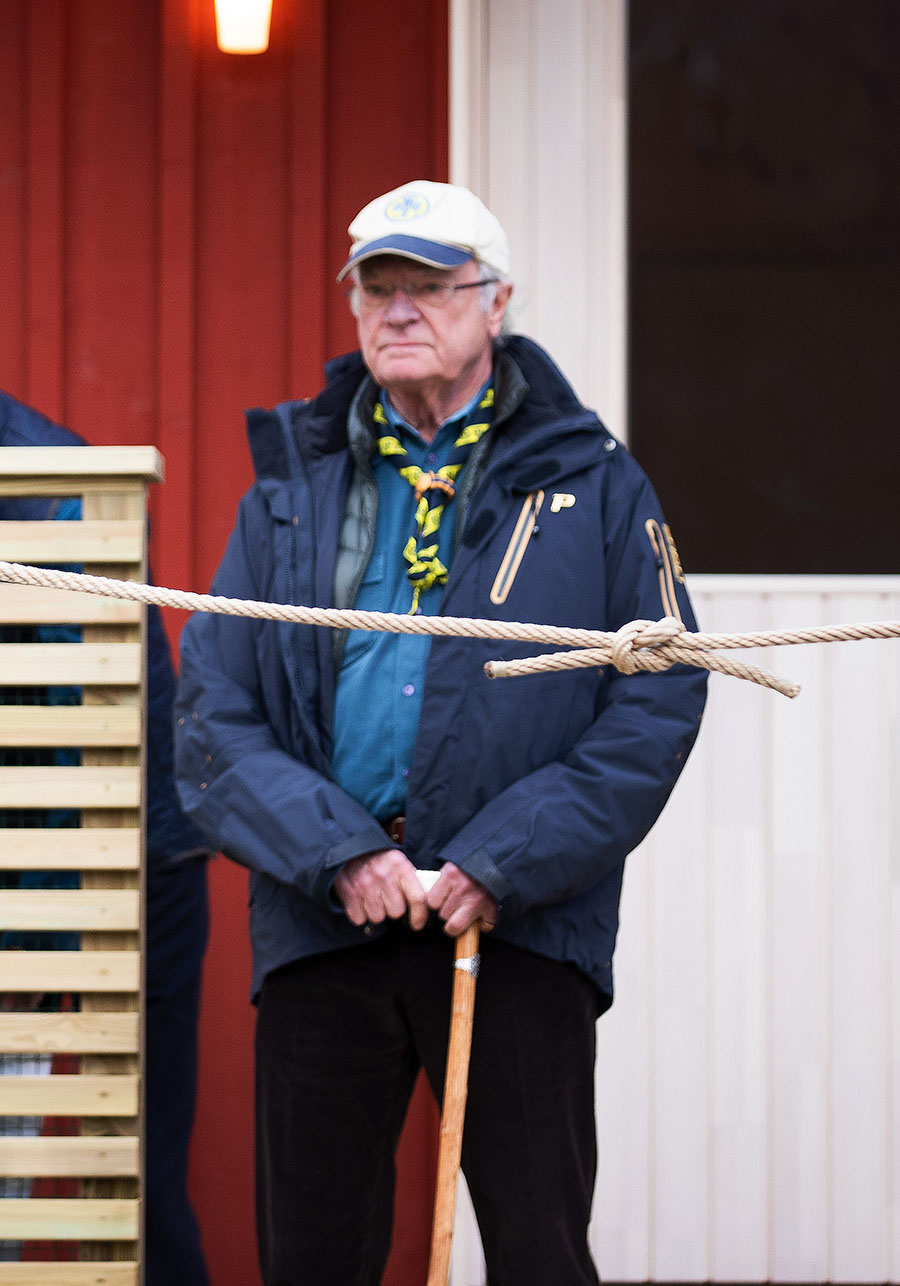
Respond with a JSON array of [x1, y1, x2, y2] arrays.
[[336, 179, 510, 281]]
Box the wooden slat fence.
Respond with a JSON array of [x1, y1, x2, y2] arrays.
[[0, 446, 161, 1285]]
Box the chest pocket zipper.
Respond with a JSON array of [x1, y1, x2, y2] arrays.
[[645, 517, 683, 623], [489, 490, 545, 605]]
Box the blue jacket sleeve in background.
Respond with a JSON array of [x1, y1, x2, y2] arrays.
[[0, 388, 211, 868], [145, 602, 212, 866]]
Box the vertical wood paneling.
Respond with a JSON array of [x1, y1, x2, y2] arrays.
[[530, 0, 591, 388], [322, 0, 449, 359], [585, 0, 628, 439], [706, 592, 769, 1281], [892, 625, 900, 1283], [0, 4, 27, 393], [614, 576, 899, 1285], [66, 2, 159, 449], [827, 591, 892, 1281], [25, 0, 66, 420], [192, 12, 290, 577], [590, 852, 652, 1280], [449, 0, 487, 204], [287, 0, 328, 396], [891, 607, 900, 1284], [188, 18, 282, 1284], [648, 726, 711, 1281], [768, 593, 831, 1282], [483, 1, 533, 321], [157, 0, 200, 598], [161, 11, 262, 1281]]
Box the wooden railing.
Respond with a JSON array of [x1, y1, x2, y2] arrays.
[[0, 447, 162, 1285]]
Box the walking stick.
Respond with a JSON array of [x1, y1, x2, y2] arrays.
[[426, 920, 482, 1286]]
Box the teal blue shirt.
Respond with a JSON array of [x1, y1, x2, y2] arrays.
[[331, 384, 488, 821]]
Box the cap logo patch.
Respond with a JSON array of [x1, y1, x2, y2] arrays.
[[385, 193, 430, 222]]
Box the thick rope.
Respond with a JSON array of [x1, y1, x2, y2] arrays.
[[3, 559, 900, 699]]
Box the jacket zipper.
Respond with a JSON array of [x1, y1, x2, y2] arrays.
[[489, 490, 545, 605], [644, 517, 683, 623]]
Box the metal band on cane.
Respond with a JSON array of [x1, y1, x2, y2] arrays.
[[414, 872, 482, 978]]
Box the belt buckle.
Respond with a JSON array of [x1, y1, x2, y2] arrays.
[[385, 816, 405, 845]]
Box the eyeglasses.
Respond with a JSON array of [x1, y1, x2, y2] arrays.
[[348, 278, 500, 313]]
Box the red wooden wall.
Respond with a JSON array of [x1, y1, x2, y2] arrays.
[[0, 2, 447, 1281]]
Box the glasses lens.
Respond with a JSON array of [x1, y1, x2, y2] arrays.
[[350, 280, 467, 312], [407, 282, 453, 307]]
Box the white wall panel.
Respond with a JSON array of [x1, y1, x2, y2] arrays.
[[449, 576, 900, 1284], [648, 724, 711, 1281], [451, 0, 628, 437], [768, 593, 831, 1282], [827, 591, 893, 1280], [591, 849, 652, 1279], [707, 594, 769, 1281]]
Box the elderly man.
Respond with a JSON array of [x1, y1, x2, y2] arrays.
[[174, 179, 707, 1285]]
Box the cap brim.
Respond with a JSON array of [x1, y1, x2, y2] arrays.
[[336, 235, 473, 281]]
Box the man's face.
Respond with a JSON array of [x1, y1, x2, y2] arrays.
[[353, 256, 510, 403]]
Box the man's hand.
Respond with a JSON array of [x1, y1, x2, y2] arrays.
[[334, 849, 430, 931], [427, 862, 498, 937]]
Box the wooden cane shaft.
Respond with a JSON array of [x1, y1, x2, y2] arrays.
[[426, 923, 481, 1286]]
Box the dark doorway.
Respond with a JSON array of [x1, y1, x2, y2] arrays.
[[628, 0, 900, 573]]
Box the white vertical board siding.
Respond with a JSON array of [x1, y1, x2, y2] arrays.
[[596, 576, 900, 1283], [450, 576, 900, 1284], [768, 590, 831, 1282], [826, 588, 894, 1282], [450, 0, 628, 437]]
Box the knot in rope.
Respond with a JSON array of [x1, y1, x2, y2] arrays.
[[610, 616, 686, 675]]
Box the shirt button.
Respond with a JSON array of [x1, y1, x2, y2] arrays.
[[401, 768, 410, 778], [426, 452, 437, 464], [401, 683, 415, 697]]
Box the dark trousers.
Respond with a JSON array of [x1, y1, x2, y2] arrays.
[[145, 856, 210, 1286], [255, 925, 601, 1286]]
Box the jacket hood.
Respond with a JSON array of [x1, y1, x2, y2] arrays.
[[245, 350, 366, 481], [0, 391, 85, 449]]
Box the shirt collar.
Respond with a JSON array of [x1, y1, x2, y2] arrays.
[[379, 377, 491, 446]]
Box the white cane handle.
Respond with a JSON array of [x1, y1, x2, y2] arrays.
[[415, 869, 441, 894]]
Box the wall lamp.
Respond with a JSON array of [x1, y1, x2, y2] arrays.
[[214, 0, 274, 53]]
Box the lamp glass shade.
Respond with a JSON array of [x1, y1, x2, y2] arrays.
[[214, 0, 274, 53]]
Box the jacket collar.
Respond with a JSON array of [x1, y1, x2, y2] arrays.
[[344, 351, 523, 473], [245, 351, 368, 480], [245, 335, 605, 483]]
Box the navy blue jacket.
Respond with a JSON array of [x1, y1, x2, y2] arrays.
[[0, 389, 209, 869], [174, 337, 707, 1006]]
